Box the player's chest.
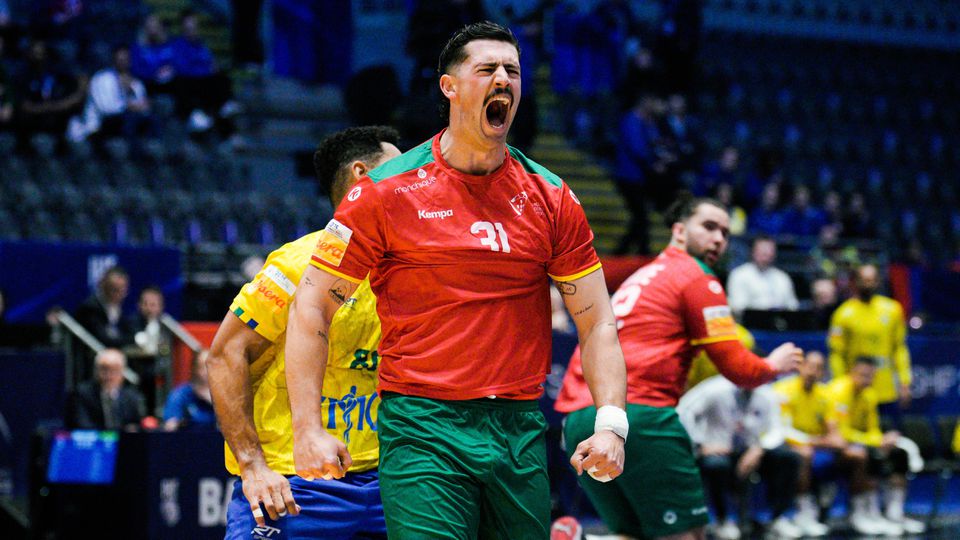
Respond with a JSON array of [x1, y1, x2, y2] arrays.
[[381, 178, 552, 259]]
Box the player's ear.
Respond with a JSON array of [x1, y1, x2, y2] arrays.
[[350, 160, 367, 181], [439, 73, 457, 103], [671, 221, 685, 240]]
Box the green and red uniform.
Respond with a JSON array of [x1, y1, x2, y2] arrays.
[[311, 131, 601, 538], [556, 246, 775, 538]]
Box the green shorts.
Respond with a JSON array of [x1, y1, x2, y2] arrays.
[[564, 404, 709, 539], [377, 393, 550, 539]]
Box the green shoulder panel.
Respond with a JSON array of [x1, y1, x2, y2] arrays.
[[693, 257, 717, 277], [367, 139, 434, 183], [507, 145, 563, 188]]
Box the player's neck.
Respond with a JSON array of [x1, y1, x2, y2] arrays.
[[440, 127, 506, 176]]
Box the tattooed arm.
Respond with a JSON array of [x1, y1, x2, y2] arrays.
[[285, 264, 360, 481], [557, 269, 626, 410], [558, 268, 628, 481]]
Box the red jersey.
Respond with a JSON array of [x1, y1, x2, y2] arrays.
[[556, 246, 741, 411], [310, 131, 601, 400]]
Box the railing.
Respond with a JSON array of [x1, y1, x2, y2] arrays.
[[52, 310, 140, 389]]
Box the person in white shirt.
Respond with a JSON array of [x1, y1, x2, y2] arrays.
[[75, 44, 154, 145], [678, 376, 803, 540], [726, 235, 799, 318]]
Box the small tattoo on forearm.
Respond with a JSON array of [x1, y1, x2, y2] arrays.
[[574, 304, 594, 316], [556, 282, 577, 295], [303, 276, 315, 287], [317, 331, 328, 342]]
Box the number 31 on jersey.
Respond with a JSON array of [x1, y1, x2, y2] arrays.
[[471, 221, 511, 253]]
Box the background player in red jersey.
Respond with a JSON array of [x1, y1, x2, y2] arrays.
[[285, 21, 628, 539], [554, 193, 801, 540]]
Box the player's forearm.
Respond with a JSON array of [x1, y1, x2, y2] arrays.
[[581, 321, 627, 409], [704, 340, 776, 388], [285, 298, 331, 435], [207, 346, 266, 469]]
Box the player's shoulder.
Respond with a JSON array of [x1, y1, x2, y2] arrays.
[[874, 295, 903, 313], [367, 138, 435, 185], [266, 231, 323, 268], [507, 145, 564, 190], [835, 298, 859, 318]]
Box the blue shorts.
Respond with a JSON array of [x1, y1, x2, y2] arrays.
[[811, 448, 838, 478], [225, 470, 386, 540]]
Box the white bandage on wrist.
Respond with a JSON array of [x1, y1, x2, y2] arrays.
[[594, 405, 628, 441]]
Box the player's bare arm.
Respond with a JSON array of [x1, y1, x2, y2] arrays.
[[208, 314, 298, 525], [285, 264, 360, 481], [560, 268, 628, 481]]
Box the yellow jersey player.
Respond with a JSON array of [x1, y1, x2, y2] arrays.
[[828, 264, 912, 419], [207, 126, 401, 539], [827, 356, 925, 535], [773, 351, 862, 536]]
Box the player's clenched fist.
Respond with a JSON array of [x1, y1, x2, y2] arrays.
[[766, 342, 803, 374], [569, 431, 625, 482], [293, 428, 353, 481]]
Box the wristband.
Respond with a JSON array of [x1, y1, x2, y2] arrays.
[[594, 405, 629, 441]]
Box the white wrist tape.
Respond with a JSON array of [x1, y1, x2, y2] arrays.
[[594, 405, 628, 441]]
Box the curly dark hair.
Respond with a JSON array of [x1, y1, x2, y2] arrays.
[[436, 21, 520, 121], [313, 125, 400, 204], [663, 191, 726, 228]]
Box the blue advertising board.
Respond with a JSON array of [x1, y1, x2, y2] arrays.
[[0, 241, 182, 324]]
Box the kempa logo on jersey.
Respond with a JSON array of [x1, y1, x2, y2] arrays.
[[418, 209, 453, 220], [395, 176, 436, 194]]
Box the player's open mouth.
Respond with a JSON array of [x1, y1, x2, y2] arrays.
[[484, 94, 511, 129]]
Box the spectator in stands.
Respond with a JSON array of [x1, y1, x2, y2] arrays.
[[127, 286, 166, 356], [615, 44, 658, 114], [169, 9, 239, 134], [131, 13, 177, 96], [826, 356, 925, 535], [75, 44, 155, 150], [665, 93, 701, 178], [65, 348, 145, 430], [697, 145, 740, 198], [774, 351, 862, 537], [614, 94, 675, 254], [726, 235, 799, 318], [810, 277, 838, 329], [828, 264, 912, 422], [748, 182, 786, 235], [678, 376, 803, 540], [15, 39, 87, 149], [713, 182, 746, 236], [842, 192, 875, 239], [163, 350, 216, 431], [75, 266, 135, 349], [782, 185, 827, 237]]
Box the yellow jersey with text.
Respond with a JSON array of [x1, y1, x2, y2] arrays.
[[773, 375, 835, 440], [225, 231, 382, 475], [828, 295, 910, 404], [826, 375, 882, 447]]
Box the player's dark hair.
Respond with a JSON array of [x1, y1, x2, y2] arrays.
[[313, 125, 400, 203], [663, 191, 725, 228], [436, 21, 520, 121], [854, 356, 879, 368]]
